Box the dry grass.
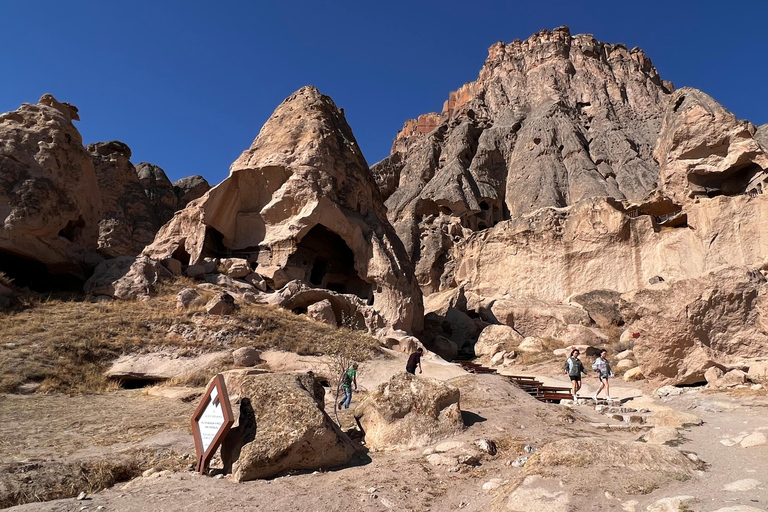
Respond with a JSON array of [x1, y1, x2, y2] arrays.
[[0, 279, 379, 394]]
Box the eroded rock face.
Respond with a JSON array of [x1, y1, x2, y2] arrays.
[[87, 141, 157, 258], [0, 94, 102, 278], [144, 86, 422, 332], [220, 370, 356, 481], [354, 372, 463, 450], [373, 27, 672, 288], [620, 266, 768, 385]]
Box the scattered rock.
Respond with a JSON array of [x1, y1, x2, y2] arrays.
[[645, 495, 697, 512], [705, 366, 724, 384], [184, 264, 206, 279], [623, 367, 644, 382], [712, 369, 750, 388], [176, 287, 203, 310], [482, 478, 504, 491], [232, 347, 260, 367], [221, 258, 251, 278], [647, 409, 702, 428], [616, 359, 636, 371], [641, 427, 680, 445], [206, 292, 236, 315], [740, 432, 767, 448], [426, 453, 457, 467]]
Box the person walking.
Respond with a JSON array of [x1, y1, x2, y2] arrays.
[[592, 349, 614, 401], [406, 347, 424, 375], [564, 348, 587, 402], [337, 362, 358, 410]]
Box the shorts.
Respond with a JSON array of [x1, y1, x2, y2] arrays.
[[406, 367, 416, 375], [599, 374, 610, 382], [569, 376, 581, 382]]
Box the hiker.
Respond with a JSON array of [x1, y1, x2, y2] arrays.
[[563, 348, 587, 401], [592, 349, 614, 400], [337, 362, 358, 410], [406, 347, 424, 375]]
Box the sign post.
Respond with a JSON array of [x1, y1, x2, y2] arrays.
[[191, 374, 234, 475]]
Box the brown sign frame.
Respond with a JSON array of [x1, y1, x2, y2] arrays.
[[191, 374, 234, 475]]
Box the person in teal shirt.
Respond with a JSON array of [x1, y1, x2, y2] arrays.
[[337, 362, 358, 410]]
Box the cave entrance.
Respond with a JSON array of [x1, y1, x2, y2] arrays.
[[286, 225, 373, 302], [0, 251, 84, 292]]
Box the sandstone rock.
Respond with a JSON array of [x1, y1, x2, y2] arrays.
[[220, 258, 251, 278], [173, 175, 210, 207], [84, 256, 172, 299], [623, 367, 643, 382], [135, 162, 179, 227], [184, 264, 206, 279], [655, 88, 768, 204], [162, 258, 182, 276], [430, 335, 458, 361], [474, 324, 522, 357], [616, 359, 636, 371], [505, 475, 571, 512], [641, 426, 680, 445], [376, 328, 426, 354], [244, 272, 268, 291], [106, 350, 231, 381], [485, 297, 591, 338], [232, 347, 260, 367], [517, 337, 544, 353], [558, 324, 608, 347], [87, 141, 158, 258], [254, 265, 288, 290], [569, 290, 623, 328], [621, 266, 768, 385], [354, 372, 463, 449], [747, 360, 768, 381], [219, 370, 356, 481], [143, 87, 422, 333], [647, 409, 702, 428], [704, 367, 725, 385], [722, 479, 761, 492], [739, 432, 767, 448], [206, 292, 236, 315], [176, 287, 203, 310], [307, 299, 337, 326], [426, 453, 457, 467], [646, 495, 697, 512], [714, 369, 749, 388], [0, 94, 102, 279], [373, 28, 670, 289], [616, 350, 634, 361]]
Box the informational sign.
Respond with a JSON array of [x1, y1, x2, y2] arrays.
[[191, 374, 234, 475]]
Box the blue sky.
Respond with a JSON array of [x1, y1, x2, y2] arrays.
[[1, 1, 766, 185]]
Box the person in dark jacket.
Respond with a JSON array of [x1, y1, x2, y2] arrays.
[[563, 348, 588, 401], [406, 348, 423, 375]]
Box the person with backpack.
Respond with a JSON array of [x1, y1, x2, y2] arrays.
[[592, 349, 614, 400], [337, 362, 358, 410], [563, 348, 588, 402]]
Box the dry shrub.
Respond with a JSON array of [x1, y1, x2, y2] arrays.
[[0, 278, 380, 394]]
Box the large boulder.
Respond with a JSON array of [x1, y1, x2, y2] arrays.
[[143, 86, 422, 333], [220, 370, 356, 481], [474, 324, 522, 357], [84, 256, 172, 299], [173, 174, 210, 207], [620, 266, 768, 385], [0, 94, 102, 279], [353, 372, 464, 450]]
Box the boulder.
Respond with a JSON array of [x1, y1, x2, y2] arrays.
[[206, 292, 236, 315], [232, 347, 260, 367], [135, 162, 179, 227], [219, 370, 356, 481], [142, 86, 423, 334], [647, 409, 702, 428], [354, 372, 464, 449], [184, 264, 206, 279], [176, 287, 203, 310], [705, 366, 724, 385], [162, 258, 182, 276], [475, 324, 522, 357], [616, 359, 636, 371], [430, 335, 459, 361], [569, 289, 623, 328], [106, 350, 231, 382], [307, 299, 337, 326], [712, 369, 749, 389], [485, 297, 591, 338], [615, 350, 634, 361], [747, 360, 768, 381], [84, 256, 172, 299], [376, 328, 425, 354], [623, 367, 644, 382], [173, 175, 210, 207], [641, 426, 681, 446], [244, 272, 268, 291], [517, 337, 544, 353], [621, 266, 768, 385], [558, 324, 608, 347], [221, 258, 251, 278]]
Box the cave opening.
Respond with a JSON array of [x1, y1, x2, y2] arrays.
[[58, 216, 85, 242], [688, 164, 765, 198], [0, 251, 85, 292], [286, 224, 373, 302]]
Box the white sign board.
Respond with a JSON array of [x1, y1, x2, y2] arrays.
[[198, 387, 225, 453]]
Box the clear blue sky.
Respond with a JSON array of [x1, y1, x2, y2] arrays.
[[1, 1, 766, 185]]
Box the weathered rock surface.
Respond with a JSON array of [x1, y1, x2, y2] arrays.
[[176, 287, 203, 310], [373, 27, 672, 288], [354, 372, 463, 449], [474, 324, 521, 357], [621, 266, 768, 385], [84, 256, 172, 299], [173, 175, 210, 207], [306, 299, 337, 326], [143, 86, 422, 333], [220, 370, 356, 481], [87, 141, 157, 258], [0, 94, 102, 278], [206, 292, 236, 315], [106, 350, 231, 382]]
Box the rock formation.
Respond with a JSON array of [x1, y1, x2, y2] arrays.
[[220, 370, 356, 481], [354, 372, 464, 449], [0, 94, 102, 282], [372, 26, 672, 293], [143, 86, 423, 333]]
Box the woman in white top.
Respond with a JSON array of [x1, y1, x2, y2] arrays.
[[592, 349, 614, 400]]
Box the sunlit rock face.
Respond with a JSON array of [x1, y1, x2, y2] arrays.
[[144, 86, 423, 333]]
